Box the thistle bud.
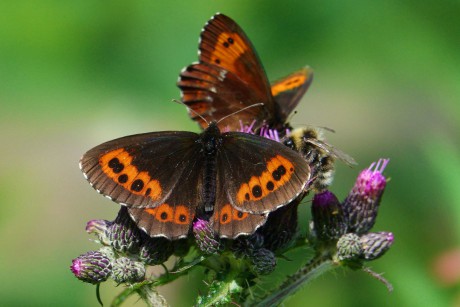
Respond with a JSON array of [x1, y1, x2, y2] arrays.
[[106, 207, 142, 254], [99, 246, 116, 260], [85, 219, 112, 246], [311, 191, 347, 241], [193, 219, 221, 254], [138, 236, 174, 265], [342, 159, 389, 234], [70, 251, 112, 284], [360, 232, 394, 260], [172, 238, 191, 257], [336, 233, 362, 261], [232, 233, 264, 258], [111, 257, 146, 284], [257, 200, 300, 252], [251, 248, 277, 275]]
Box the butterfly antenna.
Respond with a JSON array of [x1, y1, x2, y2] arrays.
[[172, 99, 209, 126], [216, 103, 264, 125]]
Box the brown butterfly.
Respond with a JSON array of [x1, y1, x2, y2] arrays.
[[80, 121, 311, 240], [178, 13, 313, 133]]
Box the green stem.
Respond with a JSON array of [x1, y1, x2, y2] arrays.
[[136, 285, 169, 307], [111, 257, 203, 307], [252, 254, 336, 306]]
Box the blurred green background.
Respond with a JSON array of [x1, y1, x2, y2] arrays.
[[1, 1, 459, 306]]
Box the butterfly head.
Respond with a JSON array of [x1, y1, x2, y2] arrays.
[[200, 122, 223, 155]]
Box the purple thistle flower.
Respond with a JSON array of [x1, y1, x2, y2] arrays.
[[360, 232, 394, 260], [342, 159, 389, 234], [70, 250, 112, 284], [193, 219, 221, 254], [235, 121, 291, 143], [259, 125, 281, 142], [311, 191, 348, 241], [86, 219, 112, 246], [106, 207, 142, 254], [238, 120, 257, 134], [86, 219, 111, 235], [354, 159, 388, 198]]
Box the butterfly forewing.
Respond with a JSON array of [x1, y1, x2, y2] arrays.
[[80, 131, 205, 239], [179, 62, 271, 131], [199, 14, 273, 103]]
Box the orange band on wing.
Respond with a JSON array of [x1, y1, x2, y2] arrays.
[[215, 204, 249, 225], [236, 155, 295, 204], [99, 149, 162, 201], [271, 74, 307, 96], [210, 33, 248, 68], [145, 204, 193, 225]]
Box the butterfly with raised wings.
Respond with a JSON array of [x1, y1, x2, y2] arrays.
[[177, 13, 355, 187], [178, 13, 314, 133]]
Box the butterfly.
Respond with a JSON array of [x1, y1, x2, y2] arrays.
[[178, 13, 314, 133], [80, 121, 311, 240], [177, 13, 355, 186]]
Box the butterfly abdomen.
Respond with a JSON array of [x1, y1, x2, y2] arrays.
[[199, 123, 222, 213], [202, 156, 218, 213]]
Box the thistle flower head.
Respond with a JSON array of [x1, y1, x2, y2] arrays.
[[354, 159, 388, 198], [237, 120, 257, 134], [111, 257, 146, 284], [236, 121, 290, 143], [342, 159, 389, 234], [70, 250, 112, 284], [256, 201, 301, 252], [311, 190, 347, 241], [232, 233, 264, 258], [193, 219, 221, 254], [106, 207, 142, 254], [259, 125, 281, 142], [138, 236, 174, 265], [251, 248, 277, 275], [86, 219, 112, 246], [336, 233, 363, 261], [360, 232, 394, 260], [86, 219, 111, 236]]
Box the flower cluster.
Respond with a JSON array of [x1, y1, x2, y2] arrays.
[[71, 158, 395, 305], [310, 159, 394, 264], [71, 207, 177, 285]]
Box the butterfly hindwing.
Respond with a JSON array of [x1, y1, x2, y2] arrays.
[[128, 205, 194, 240], [211, 172, 268, 238], [271, 66, 314, 123]]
